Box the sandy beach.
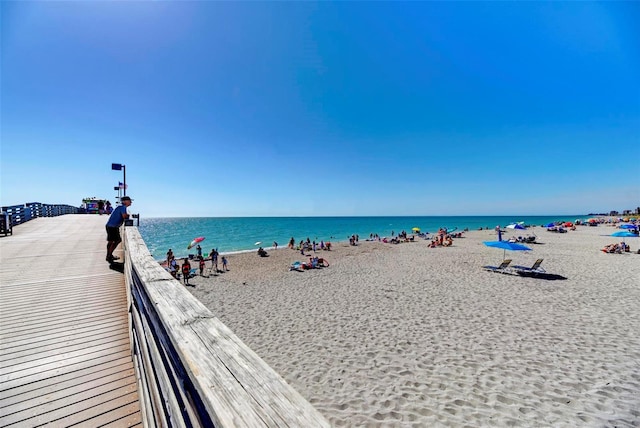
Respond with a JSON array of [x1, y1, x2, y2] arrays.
[[180, 225, 640, 427]]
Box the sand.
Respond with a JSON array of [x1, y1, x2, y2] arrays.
[[182, 225, 640, 427]]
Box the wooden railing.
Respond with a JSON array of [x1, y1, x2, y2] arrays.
[[123, 226, 329, 427], [1, 202, 78, 226]]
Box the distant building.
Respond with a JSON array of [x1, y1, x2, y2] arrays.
[[609, 210, 619, 216]]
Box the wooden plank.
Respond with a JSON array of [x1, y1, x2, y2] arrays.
[[129, 319, 157, 428], [0, 287, 123, 315], [0, 318, 126, 352], [0, 306, 126, 335], [1, 341, 132, 379], [97, 410, 142, 428], [0, 331, 130, 365], [130, 299, 180, 428], [0, 348, 134, 392], [0, 300, 125, 327], [0, 357, 133, 401], [0, 314, 126, 343], [0, 367, 136, 416], [0, 389, 139, 427], [52, 395, 141, 427]]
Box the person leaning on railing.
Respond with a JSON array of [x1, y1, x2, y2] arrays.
[[105, 196, 132, 263]]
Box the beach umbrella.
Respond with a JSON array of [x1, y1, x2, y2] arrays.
[[611, 231, 639, 243], [187, 236, 205, 249], [545, 223, 556, 228], [506, 224, 526, 230], [412, 227, 421, 232], [619, 224, 638, 230], [483, 240, 531, 260]]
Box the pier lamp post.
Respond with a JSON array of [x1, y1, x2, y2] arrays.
[[111, 163, 126, 196]]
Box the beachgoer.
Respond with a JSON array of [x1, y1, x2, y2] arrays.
[[105, 200, 112, 214], [105, 196, 132, 263], [196, 244, 202, 258], [166, 249, 174, 265], [211, 249, 218, 272], [181, 259, 191, 285], [169, 257, 177, 278], [98, 200, 105, 215], [199, 256, 205, 275], [288, 237, 295, 249], [273, 241, 278, 249], [221, 256, 228, 271]]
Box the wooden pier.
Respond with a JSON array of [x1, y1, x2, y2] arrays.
[[0, 215, 141, 427], [1, 214, 328, 427]]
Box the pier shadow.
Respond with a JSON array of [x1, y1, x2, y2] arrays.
[[109, 262, 124, 273]]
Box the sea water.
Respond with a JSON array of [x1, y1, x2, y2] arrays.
[[138, 215, 583, 260]]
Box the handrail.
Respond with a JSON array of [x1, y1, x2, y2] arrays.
[[1, 202, 78, 227], [123, 226, 329, 427]]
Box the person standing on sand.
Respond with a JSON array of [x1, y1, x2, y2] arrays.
[[105, 196, 132, 263], [199, 256, 206, 276], [273, 241, 278, 250], [211, 249, 218, 272], [221, 256, 228, 271], [181, 259, 191, 285], [196, 244, 202, 258]]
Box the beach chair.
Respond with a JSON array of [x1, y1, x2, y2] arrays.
[[483, 259, 512, 273], [289, 261, 302, 271], [513, 259, 545, 273]]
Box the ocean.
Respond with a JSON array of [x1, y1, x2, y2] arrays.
[[138, 215, 584, 260]]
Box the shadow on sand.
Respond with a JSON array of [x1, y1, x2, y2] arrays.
[[517, 271, 567, 281]]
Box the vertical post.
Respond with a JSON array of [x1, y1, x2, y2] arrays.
[[112, 163, 127, 198]]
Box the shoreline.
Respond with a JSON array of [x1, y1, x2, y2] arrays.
[[141, 215, 627, 261]]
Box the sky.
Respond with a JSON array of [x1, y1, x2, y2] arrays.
[[1, 1, 639, 217]]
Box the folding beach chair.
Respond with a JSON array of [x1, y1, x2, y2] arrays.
[[483, 259, 512, 273], [513, 259, 545, 273]]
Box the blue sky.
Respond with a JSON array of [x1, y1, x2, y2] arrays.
[[2, 2, 638, 217]]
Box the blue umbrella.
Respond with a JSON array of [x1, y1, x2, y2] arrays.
[[506, 224, 526, 230], [619, 224, 638, 230], [484, 240, 532, 260], [611, 231, 639, 243], [545, 223, 555, 228]]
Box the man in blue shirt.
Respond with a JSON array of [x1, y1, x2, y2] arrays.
[[105, 196, 132, 263]]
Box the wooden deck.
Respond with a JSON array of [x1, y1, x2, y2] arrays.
[[0, 215, 141, 427]]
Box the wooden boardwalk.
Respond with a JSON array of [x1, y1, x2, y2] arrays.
[[0, 215, 141, 427]]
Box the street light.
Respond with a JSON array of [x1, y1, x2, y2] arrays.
[[111, 163, 126, 196]]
